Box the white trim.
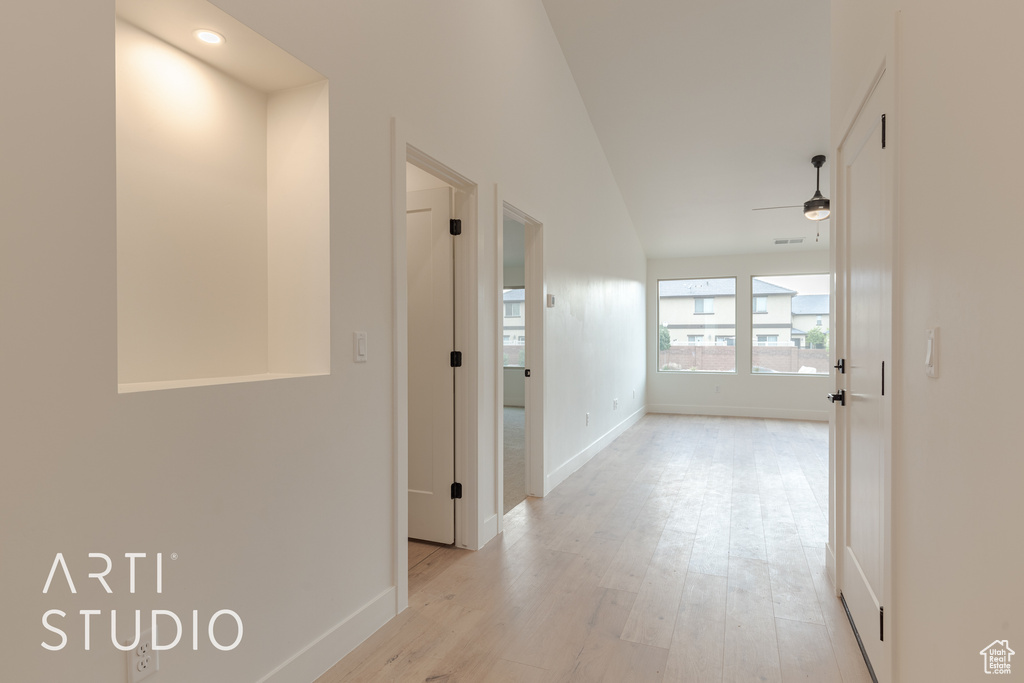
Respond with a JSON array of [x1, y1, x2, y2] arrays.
[[257, 587, 396, 683], [390, 118, 409, 614], [648, 404, 828, 422], [545, 407, 646, 494], [481, 512, 499, 541], [825, 542, 836, 586], [523, 211, 545, 498], [494, 186, 504, 534]]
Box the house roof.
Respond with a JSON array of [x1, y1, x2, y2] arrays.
[[659, 278, 802, 296], [659, 279, 734, 297], [754, 280, 798, 295], [792, 294, 829, 315], [659, 279, 796, 298], [503, 288, 525, 302]]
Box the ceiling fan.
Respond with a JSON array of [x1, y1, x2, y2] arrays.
[[752, 155, 831, 221]]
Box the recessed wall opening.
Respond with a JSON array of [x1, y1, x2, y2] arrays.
[[115, 0, 330, 393]]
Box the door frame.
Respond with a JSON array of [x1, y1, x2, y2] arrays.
[[830, 44, 898, 683], [391, 120, 480, 613], [495, 199, 544, 533]]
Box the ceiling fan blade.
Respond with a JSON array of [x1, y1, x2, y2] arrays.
[[752, 205, 803, 211]]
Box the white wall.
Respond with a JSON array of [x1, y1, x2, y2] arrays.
[[267, 81, 331, 376], [832, 1, 1024, 680], [503, 367, 526, 407], [0, 2, 646, 682], [116, 19, 270, 384], [648, 250, 831, 421]]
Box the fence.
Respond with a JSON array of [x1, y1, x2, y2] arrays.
[[659, 345, 829, 374], [503, 344, 526, 367]]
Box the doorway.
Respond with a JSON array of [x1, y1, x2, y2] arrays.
[[501, 214, 527, 513], [404, 155, 477, 548], [499, 202, 544, 518]]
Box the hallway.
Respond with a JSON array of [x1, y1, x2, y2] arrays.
[[318, 415, 871, 682]]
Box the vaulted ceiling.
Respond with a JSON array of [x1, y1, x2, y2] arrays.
[[541, 0, 831, 258]]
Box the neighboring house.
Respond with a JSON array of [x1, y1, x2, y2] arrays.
[[659, 278, 803, 347], [502, 288, 525, 346], [791, 294, 830, 348], [751, 279, 798, 346], [658, 278, 739, 346]]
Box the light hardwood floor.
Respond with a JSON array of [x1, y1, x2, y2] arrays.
[[317, 414, 872, 683]]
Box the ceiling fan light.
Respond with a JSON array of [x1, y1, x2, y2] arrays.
[[804, 191, 830, 221], [804, 155, 830, 221]]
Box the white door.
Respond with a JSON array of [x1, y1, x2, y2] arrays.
[[407, 187, 455, 544], [838, 69, 892, 680]]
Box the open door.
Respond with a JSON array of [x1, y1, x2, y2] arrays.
[[835, 66, 893, 682], [407, 187, 455, 544]]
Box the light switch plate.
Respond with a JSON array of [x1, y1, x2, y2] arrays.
[[354, 332, 367, 363], [925, 327, 938, 378]]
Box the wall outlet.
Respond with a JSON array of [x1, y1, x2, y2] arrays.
[[586, 412, 590, 426], [127, 628, 158, 682], [613, 398, 618, 410]]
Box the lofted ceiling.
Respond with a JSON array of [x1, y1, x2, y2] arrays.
[[541, 0, 831, 258]]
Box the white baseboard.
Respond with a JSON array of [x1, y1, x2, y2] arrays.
[[826, 542, 837, 590], [258, 586, 396, 683], [480, 513, 498, 547], [545, 406, 646, 495], [648, 403, 828, 422]]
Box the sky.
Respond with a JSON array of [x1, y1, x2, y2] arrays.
[[756, 274, 830, 295]]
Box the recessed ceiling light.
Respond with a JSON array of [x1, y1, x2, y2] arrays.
[[194, 29, 225, 45]]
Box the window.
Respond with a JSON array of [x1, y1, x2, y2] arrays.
[[658, 278, 735, 373], [751, 274, 830, 374], [503, 288, 526, 367]]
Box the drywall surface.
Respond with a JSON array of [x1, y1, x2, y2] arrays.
[[832, 1, 1024, 680], [503, 367, 526, 407], [0, 1, 645, 682], [116, 19, 270, 384], [267, 80, 331, 376], [648, 251, 831, 421]]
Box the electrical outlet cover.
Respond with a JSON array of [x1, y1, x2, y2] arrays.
[[128, 628, 159, 682]]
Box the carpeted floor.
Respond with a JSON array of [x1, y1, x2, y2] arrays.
[[503, 406, 526, 514]]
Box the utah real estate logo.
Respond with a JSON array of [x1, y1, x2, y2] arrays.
[[980, 640, 1014, 675]]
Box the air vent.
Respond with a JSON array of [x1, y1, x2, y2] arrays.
[[774, 237, 805, 245]]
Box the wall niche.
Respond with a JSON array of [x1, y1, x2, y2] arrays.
[[116, 0, 329, 392]]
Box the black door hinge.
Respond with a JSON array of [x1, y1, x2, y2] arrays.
[[834, 358, 845, 374], [880, 606, 884, 641], [451, 482, 463, 499], [525, 368, 531, 378], [881, 114, 886, 149], [449, 219, 462, 236], [450, 351, 462, 367]]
